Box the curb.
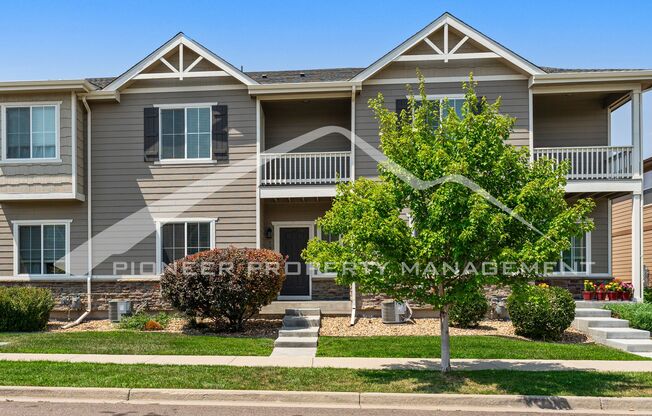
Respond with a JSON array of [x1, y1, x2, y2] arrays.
[[1, 386, 652, 412]]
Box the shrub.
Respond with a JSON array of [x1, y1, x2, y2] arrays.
[[160, 247, 286, 331], [0, 287, 54, 332], [507, 284, 575, 341], [450, 289, 489, 328], [119, 312, 171, 331], [605, 303, 652, 332], [645, 288, 652, 304]]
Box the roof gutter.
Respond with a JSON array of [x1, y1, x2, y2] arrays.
[[532, 70, 652, 85], [0, 79, 93, 93], [249, 81, 362, 96]]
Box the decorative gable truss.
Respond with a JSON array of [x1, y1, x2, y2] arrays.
[[396, 23, 498, 63], [351, 13, 544, 82], [104, 33, 257, 91]]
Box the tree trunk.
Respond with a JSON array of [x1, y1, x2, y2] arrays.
[[440, 305, 451, 373]]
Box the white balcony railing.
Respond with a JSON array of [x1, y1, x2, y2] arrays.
[[260, 151, 351, 186], [532, 146, 634, 180]]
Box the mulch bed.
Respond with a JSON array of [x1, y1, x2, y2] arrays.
[[321, 317, 591, 344]]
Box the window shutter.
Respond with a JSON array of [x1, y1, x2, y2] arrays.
[[472, 96, 486, 115], [395, 99, 409, 116], [143, 107, 159, 162], [212, 105, 228, 161]]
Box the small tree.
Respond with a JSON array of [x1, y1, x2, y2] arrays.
[[161, 247, 285, 331], [303, 75, 594, 372]]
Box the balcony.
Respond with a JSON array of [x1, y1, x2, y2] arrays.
[[532, 146, 634, 180], [260, 151, 351, 186]]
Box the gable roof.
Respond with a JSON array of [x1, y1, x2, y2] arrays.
[[351, 12, 545, 82], [103, 32, 257, 91]]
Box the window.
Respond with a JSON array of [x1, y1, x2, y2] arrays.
[[3, 105, 58, 160], [554, 233, 590, 274], [159, 221, 214, 267], [160, 107, 211, 160], [15, 221, 69, 275], [312, 226, 341, 277], [413, 95, 465, 128]]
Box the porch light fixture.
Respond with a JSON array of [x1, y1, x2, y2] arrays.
[[266, 227, 273, 239]]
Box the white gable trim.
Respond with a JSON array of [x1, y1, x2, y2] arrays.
[[351, 13, 544, 83], [104, 33, 257, 91]]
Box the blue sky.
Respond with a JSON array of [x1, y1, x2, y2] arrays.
[[0, 0, 649, 156]]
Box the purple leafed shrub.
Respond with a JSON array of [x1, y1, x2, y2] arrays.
[[160, 247, 286, 331]]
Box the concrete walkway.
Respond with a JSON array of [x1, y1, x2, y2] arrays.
[[2, 353, 652, 372]]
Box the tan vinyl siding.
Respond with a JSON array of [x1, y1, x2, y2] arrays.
[[612, 195, 632, 281], [612, 195, 652, 282], [90, 89, 256, 275], [355, 80, 530, 178], [263, 99, 350, 153], [0, 93, 75, 195], [533, 94, 608, 148], [0, 201, 87, 276]]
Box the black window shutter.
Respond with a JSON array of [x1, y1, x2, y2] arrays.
[[395, 99, 409, 116], [143, 107, 159, 162], [472, 95, 486, 115], [212, 105, 228, 161]]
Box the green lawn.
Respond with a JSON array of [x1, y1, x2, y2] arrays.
[[317, 336, 646, 360], [0, 331, 274, 356], [0, 361, 650, 397]]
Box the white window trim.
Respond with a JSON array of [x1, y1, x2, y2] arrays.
[[158, 104, 213, 162], [410, 94, 465, 123], [550, 231, 592, 277], [1, 102, 62, 163], [12, 219, 72, 277], [155, 218, 216, 274]]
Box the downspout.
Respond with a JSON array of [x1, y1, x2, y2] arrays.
[[63, 96, 92, 328], [349, 282, 357, 326]]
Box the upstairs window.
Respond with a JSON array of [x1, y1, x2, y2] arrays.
[[413, 95, 465, 128], [160, 107, 211, 160], [4, 105, 58, 160], [15, 221, 69, 275], [159, 221, 214, 268]]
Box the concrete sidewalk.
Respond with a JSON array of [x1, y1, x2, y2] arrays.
[[1, 353, 652, 372]]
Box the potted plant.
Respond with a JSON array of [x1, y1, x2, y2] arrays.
[[595, 283, 607, 301], [621, 282, 633, 301], [582, 280, 595, 300], [606, 280, 622, 301]]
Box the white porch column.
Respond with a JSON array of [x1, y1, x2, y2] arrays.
[[631, 88, 643, 178], [632, 192, 644, 300]]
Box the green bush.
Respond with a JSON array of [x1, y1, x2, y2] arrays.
[[450, 289, 489, 328], [0, 287, 54, 332], [119, 312, 171, 331], [644, 288, 652, 304], [605, 303, 652, 332], [507, 284, 575, 341]]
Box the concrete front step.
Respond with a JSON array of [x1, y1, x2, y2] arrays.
[[573, 317, 630, 331], [604, 339, 652, 353], [588, 327, 651, 340], [284, 308, 321, 317], [282, 316, 320, 328], [278, 327, 319, 338], [274, 336, 319, 348], [574, 308, 612, 318]]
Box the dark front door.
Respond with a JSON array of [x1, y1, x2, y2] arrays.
[[278, 227, 310, 297]]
